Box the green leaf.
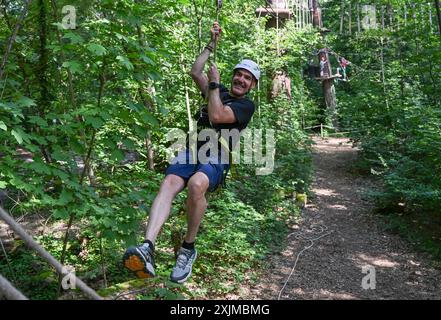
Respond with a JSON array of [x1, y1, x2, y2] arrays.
[[139, 110, 159, 126], [53, 208, 69, 220], [28, 116, 48, 128], [102, 217, 115, 228], [116, 55, 134, 71], [52, 168, 69, 181], [11, 129, 23, 144], [11, 127, 30, 144], [51, 149, 68, 162], [62, 60, 83, 74], [140, 55, 155, 65], [115, 33, 128, 42], [0, 121, 7, 131], [59, 189, 74, 205], [52, 22, 65, 30], [84, 116, 104, 129], [69, 138, 85, 154], [28, 161, 51, 175], [110, 149, 125, 162], [87, 43, 107, 56], [0, 181, 7, 189], [17, 96, 36, 108], [147, 71, 161, 81], [62, 32, 84, 44]]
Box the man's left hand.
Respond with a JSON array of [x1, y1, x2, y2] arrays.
[[207, 63, 220, 83]]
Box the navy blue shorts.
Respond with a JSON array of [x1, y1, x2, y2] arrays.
[[165, 149, 229, 192]]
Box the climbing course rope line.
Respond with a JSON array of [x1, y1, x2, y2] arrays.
[[308, 47, 382, 80], [277, 223, 333, 300], [0, 206, 103, 300]]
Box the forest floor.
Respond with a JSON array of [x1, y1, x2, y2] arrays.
[[242, 136, 441, 300]]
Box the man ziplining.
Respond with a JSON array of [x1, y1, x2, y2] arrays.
[[123, 21, 261, 283]]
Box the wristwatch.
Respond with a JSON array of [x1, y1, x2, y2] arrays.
[[208, 82, 221, 90]]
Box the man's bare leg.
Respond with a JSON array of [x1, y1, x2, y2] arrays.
[[169, 172, 209, 283], [124, 174, 185, 278], [184, 172, 209, 243], [145, 174, 186, 245]]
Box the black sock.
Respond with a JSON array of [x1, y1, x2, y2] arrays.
[[143, 239, 155, 251], [182, 240, 195, 251]]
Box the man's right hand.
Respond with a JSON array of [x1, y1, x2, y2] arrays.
[[210, 21, 222, 43]]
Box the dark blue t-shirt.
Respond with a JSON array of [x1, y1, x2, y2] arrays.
[[197, 84, 255, 130], [195, 84, 255, 153]]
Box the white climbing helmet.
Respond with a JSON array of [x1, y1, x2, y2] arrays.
[[234, 59, 261, 82]]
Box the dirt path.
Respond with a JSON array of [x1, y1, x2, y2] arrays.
[[245, 137, 441, 300]]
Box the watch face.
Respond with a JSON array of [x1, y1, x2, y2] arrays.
[[209, 82, 219, 89]]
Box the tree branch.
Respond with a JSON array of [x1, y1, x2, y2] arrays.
[[0, 0, 32, 81]]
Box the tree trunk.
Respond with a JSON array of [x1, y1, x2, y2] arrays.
[[323, 79, 338, 129], [340, 0, 345, 34], [348, 1, 352, 35], [380, 37, 389, 111], [0, 0, 31, 81], [435, 0, 441, 36], [357, 2, 361, 32], [404, 4, 407, 26], [388, 4, 393, 29], [50, 0, 77, 112], [311, 0, 321, 28], [136, 24, 155, 170], [381, 5, 385, 30], [429, 3, 433, 29], [37, 0, 52, 164]]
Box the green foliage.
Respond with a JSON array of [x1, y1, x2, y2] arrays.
[[322, 0, 441, 258], [0, 0, 318, 299]]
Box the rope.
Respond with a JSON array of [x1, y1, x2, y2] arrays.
[[0, 273, 28, 300], [277, 223, 333, 300], [303, 123, 371, 135], [0, 206, 103, 300], [213, 0, 222, 63]]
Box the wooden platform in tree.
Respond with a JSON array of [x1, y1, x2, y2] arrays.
[[315, 74, 342, 81], [255, 7, 291, 19]]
